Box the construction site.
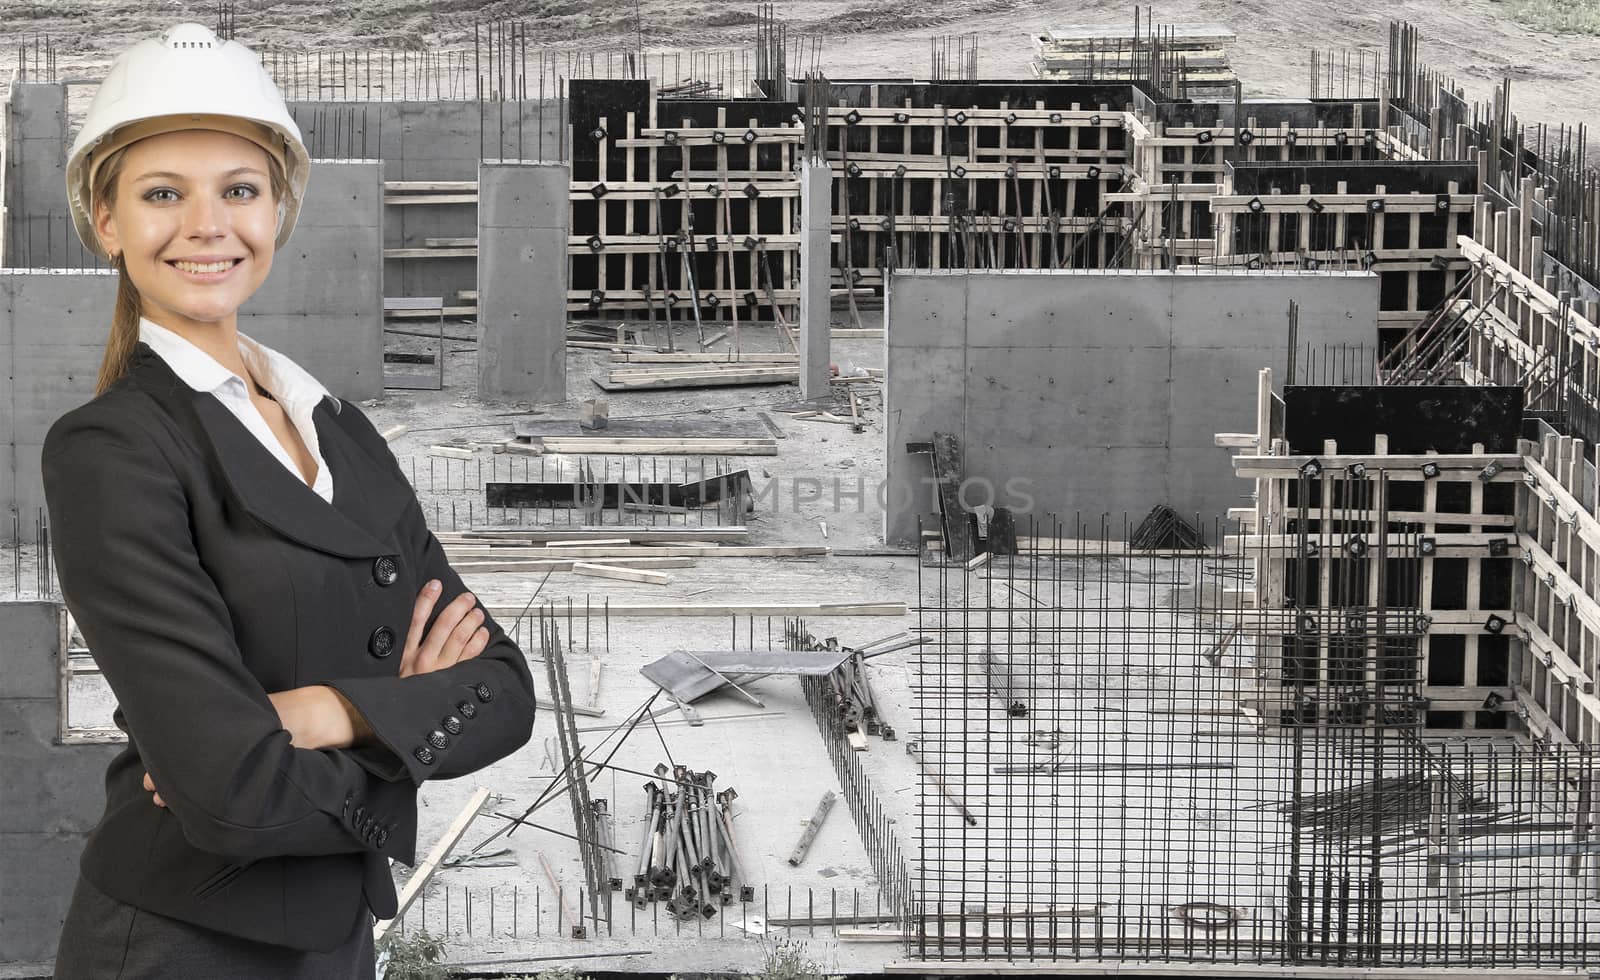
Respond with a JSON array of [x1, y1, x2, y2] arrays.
[[4, 2, 1600, 977]]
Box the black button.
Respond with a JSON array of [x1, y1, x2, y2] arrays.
[[353, 804, 366, 824], [427, 729, 449, 750], [368, 626, 395, 658], [441, 715, 463, 735], [372, 556, 399, 587], [475, 682, 493, 703], [375, 828, 389, 848], [413, 745, 435, 765], [457, 700, 477, 719]]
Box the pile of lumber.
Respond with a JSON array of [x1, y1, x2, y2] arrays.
[[439, 526, 829, 587], [1031, 23, 1237, 95]]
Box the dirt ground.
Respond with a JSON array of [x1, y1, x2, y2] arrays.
[[1, 0, 1596, 135]]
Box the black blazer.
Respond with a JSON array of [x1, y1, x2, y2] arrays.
[[42, 342, 538, 953]]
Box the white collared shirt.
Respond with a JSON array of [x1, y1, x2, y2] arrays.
[[138, 316, 337, 504]]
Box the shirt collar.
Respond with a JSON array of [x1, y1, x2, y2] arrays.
[[137, 316, 339, 413], [138, 316, 238, 394]]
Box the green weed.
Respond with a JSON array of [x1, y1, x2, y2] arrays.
[[1503, 0, 1600, 36]]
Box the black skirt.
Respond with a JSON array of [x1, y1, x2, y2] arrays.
[[53, 872, 376, 980]]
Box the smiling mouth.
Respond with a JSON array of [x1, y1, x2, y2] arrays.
[[168, 258, 242, 275]]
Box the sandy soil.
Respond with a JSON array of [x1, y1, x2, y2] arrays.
[[0, 0, 1596, 135]]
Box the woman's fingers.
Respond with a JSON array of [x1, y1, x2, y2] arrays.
[[398, 580, 442, 678], [441, 607, 486, 668], [460, 626, 490, 662], [143, 771, 165, 808], [416, 594, 483, 673]]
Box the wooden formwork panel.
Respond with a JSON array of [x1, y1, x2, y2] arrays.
[[823, 95, 1134, 277], [1209, 176, 1474, 349], [1459, 184, 1600, 424], [1516, 431, 1600, 746], [567, 80, 803, 324], [1234, 443, 1521, 732], [1218, 370, 1557, 735], [1120, 110, 1393, 271]]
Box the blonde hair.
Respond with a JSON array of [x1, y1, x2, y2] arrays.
[[92, 138, 291, 396]]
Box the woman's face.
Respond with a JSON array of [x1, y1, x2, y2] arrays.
[[93, 128, 278, 334]]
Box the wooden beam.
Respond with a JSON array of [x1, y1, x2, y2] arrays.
[[373, 786, 490, 943], [485, 601, 905, 618], [572, 562, 672, 585]]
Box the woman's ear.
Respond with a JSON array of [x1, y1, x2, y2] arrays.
[[93, 199, 122, 261]]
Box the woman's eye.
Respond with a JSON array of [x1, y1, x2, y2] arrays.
[[226, 184, 260, 200], [144, 188, 178, 203]]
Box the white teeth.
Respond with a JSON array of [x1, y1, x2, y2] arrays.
[[173, 259, 236, 274]]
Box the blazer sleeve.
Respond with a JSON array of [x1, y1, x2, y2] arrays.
[[43, 405, 411, 864], [317, 403, 538, 787]]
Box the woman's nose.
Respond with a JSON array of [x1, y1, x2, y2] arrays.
[[183, 194, 227, 239]]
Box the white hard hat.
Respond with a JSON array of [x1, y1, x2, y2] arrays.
[[65, 22, 309, 261]]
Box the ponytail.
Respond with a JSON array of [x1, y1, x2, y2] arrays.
[[95, 253, 144, 396], [90, 144, 140, 397]]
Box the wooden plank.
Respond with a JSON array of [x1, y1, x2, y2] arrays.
[[611, 352, 800, 364], [931, 432, 973, 562], [485, 601, 906, 618], [384, 305, 477, 318], [439, 527, 748, 543], [536, 697, 605, 719], [787, 791, 837, 866], [383, 180, 478, 191], [384, 194, 479, 205], [384, 246, 478, 259], [373, 786, 490, 942], [483, 545, 826, 559], [572, 562, 672, 585], [514, 418, 770, 440], [455, 557, 694, 574], [521, 439, 778, 456]]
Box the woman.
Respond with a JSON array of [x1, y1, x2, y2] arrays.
[[44, 23, 537, 978]]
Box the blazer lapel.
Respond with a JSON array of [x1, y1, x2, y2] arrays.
[[315, 401, 413, 544], [126, 343, 398, 559]]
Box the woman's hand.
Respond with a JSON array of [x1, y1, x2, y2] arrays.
[[143, 771, 165, 807], [400, 579, 489, 678]]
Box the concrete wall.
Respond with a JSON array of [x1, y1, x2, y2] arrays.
[[1, 271, 116, 527], [883, 269, 1380, 547], [2, 160, 386, 523], [2, 83, 80, 270], [798, 160, 832, 401], [0, 600, 121, 973], [477, 162, 570, 402], [242, 160, 386, 400], [288, 99, 564, 307]]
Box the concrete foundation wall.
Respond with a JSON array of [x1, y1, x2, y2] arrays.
[[3, 83, 76, 270], [288, 99, 564, 306], [477, 162, 569, 402], [0, 601, 121, 972], [883, 269, 1380, 547], [2, 161, 385, 523], [1, 271, 116, 526], [243, 160, 385, 399]]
